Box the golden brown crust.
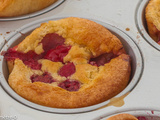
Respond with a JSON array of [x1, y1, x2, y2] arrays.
[[16, 17, 123, 56], [106, 113, 138, 120], [9, 54, 130, 108], [0, 0, 57, 17], [145, 0, 160, 42], [7, 17, 131, 108]]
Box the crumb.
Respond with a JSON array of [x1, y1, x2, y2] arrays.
[[6, 31, 11, 34], [125, 28, 130, 31]]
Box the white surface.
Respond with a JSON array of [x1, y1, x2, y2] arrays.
[[0, 0, 160, 120]]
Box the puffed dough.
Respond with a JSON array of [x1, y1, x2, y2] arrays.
[[0, 0, 57, 17], [6, 17, 131, 108]]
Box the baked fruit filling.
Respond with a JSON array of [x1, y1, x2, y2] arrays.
[[4, 33, 70, 69], [44, 45, 71, 63], [31, 72, 55, 83], [58, 62, 76, 77], [137, 116, 147, 120], [58, 79, 80, 91], [89, 53, 117, 66], [4, 33, 119, 91], [4, 33, 79, 91], [3, 17, 131, 108]]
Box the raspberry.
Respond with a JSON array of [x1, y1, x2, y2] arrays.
[[58, 63, 76, 77], [58, 79, 80, 91], [31, 72, 55, 83]]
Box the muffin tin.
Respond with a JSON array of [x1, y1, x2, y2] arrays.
[[0, 17, 143, 113], [0, 0, 160, 119]]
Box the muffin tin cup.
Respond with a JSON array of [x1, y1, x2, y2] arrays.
[[0, 0, 65, 21], [0, 16, 143, 113], [136, 0, 160, 51], [99, 110, 160, 120]]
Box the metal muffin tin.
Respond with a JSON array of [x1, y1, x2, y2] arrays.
[[0, 17, 143, 114], [136, 0, 160, 51], [0, 0, 65, 21], [0, 0, 160, 119]]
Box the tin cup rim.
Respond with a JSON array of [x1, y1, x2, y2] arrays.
[[0, 16, 143, 114]]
